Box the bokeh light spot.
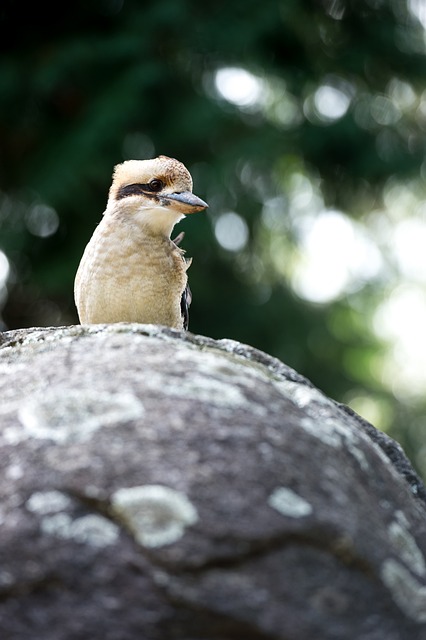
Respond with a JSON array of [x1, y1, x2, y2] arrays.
[[313, 85, 351, 121], [374, 285, 426, 396], [392, 217, 426, 280], [214, 67, 264, 108], [214, 212, 249, 252], [25, 205, 59, 238], [409, 0, 426, 29], [292, 210, 382, 303], [0, 251, 10, 286], [370, 95, 401, 126]]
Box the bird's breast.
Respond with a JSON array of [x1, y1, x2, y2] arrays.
[[75, 219, 187, 327]]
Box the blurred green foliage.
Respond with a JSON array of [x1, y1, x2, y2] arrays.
[[1, 0, 426, 475]]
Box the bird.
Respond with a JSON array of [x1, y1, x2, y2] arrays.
[[74, 156, 208, 330]]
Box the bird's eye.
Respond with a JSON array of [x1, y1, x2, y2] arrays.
[[149, 179, 164, 192]]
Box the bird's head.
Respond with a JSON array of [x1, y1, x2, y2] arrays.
[[106, 156, 208, 236]]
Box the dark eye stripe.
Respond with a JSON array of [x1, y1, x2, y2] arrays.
[[116, 183, 159, 200]]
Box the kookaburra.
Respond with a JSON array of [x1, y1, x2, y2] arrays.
[[74, 156, 207, 330]]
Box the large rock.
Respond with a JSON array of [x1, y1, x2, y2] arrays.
[[0, 324, 426, 639]]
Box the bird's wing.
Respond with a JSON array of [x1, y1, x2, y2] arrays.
[[173, 232, 193, 330], [180, 283, 192, 330]]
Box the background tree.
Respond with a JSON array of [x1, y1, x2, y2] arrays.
[[1, 0, 426, 476]]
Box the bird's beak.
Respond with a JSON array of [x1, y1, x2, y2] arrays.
[[162, 191, 208, 214]]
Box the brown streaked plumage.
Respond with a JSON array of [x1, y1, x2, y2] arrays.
[[74, 156, 207, 329]]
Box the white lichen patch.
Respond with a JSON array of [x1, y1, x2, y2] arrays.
[[268, 487, 313, 518], [67, 514, 120, 547], [26, 490, 72, 515], [104, 322, 163, 337], [216, 338, 244, 352], [41, 513, 119, 547], [18, 329, 65, 346], [381, 558, 426, 623], [395, 509, 411, 529], [17, 389, 144, 443], [141, 366, 252, 411], [5, 463, 24, 480], [110, 342, 268, 415], [388, 520, 426, 576], [111, 484, 198, 548], [345, 438, 369, 472], [274, 379, 332, 409], [176, 375, 249, 409], [299, 416, 342, 448], [299, 417, 369, 471]]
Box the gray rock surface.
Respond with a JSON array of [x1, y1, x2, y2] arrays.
[[0, 323, 426, 639]]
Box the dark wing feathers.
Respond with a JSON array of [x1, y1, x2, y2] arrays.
[[180, 283, 192, 330], [173, 232, 192, 330]]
